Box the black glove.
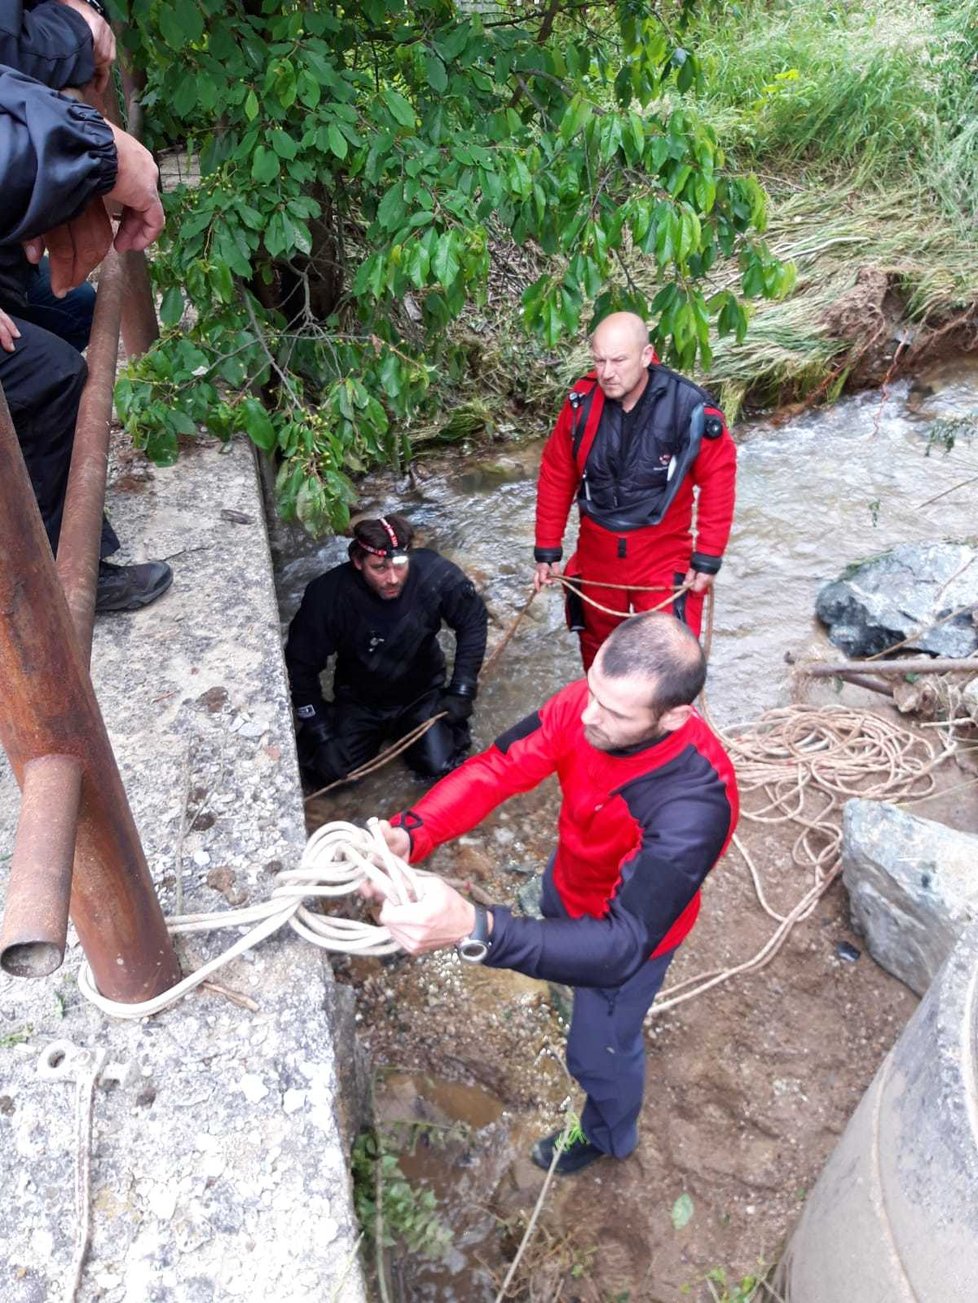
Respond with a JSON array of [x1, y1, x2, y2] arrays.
[[438, 686, 475, 724], [297, 712, 335, 780]]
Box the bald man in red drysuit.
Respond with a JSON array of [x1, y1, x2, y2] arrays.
[[534, 312, 736, 667]]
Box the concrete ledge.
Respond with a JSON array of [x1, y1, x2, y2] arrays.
[[0, 436, 366, 1301]]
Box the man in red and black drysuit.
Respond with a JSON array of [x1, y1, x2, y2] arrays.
[[534, 311, 736, 667], [362, 612, 738, 1175]]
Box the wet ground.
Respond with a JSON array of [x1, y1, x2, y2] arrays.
[[270, 359, 978, 1301]]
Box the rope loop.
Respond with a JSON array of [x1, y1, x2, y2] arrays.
[[78, 820, 418, 1020]]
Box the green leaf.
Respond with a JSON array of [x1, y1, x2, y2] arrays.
[[671, 1193, 694, 1231], [159, 287, 184, 328], [559, 92, 592, 143], [271, 130, 299, 161], [382, 88, 416, 129], [424, 52, 448, 94], [252, 146, 280, 183], [158, 0, 203, 50], [244, 89, 259, 122], [432, 233, 460, 287], [169, 409, 198, 437], [377, 183, 405, 231], [327, 123, 348, 160], [239, 398, 277, 453]]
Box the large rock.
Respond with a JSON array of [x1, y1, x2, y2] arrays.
[[841, 799, 978, 994], [816, 541, 978, 657]]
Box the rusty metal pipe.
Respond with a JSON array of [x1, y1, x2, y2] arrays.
[[94, 70, 159, 359], [55, 250, 124, 659], [0, 755, 83, 977], [0, 382, 181, 1001]]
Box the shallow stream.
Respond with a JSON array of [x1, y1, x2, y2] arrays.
[[270, 357, 978, 1299]]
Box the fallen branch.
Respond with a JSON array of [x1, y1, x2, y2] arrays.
[[804, 656, 978, 677]]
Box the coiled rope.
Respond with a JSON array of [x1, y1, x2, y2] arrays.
[[78, 821, 422, 1019], [649, 586, 955, 1016]]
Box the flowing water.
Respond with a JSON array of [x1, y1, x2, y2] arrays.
[[274, 358, 978, 742], [269, 357, 978, 1298]]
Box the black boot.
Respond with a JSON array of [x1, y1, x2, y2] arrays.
[[530, 1126, 606, 1175], [95, 559, 173, 613]]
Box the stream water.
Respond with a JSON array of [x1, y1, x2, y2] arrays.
[[274, 358, 978, 740], [269, 356, 978, 1299]]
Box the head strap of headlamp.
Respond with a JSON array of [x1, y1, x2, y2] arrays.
[[355, 516, 409, 560]]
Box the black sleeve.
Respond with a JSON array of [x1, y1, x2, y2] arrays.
[[485, 773, 733, 988], [283, 575, 338, 717], [0, 67, 116, 243], [438, 567, 488, 691], [0, 2, 95, 89]]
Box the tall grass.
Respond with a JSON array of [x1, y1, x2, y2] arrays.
[[649, 0, 978, 410], [693, 0, 941, 181]]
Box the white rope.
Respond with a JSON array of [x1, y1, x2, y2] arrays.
[[78, 820, 421, 1020]]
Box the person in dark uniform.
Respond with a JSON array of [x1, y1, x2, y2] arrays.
[[0, 1, 170, 612], [285, 514, 488, 787]]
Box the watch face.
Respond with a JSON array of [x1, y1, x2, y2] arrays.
[[457, 937, 489, 963]]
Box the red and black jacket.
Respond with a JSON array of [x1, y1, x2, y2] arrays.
[[534, 365, 736, 576], [393, 680, 739, 989]]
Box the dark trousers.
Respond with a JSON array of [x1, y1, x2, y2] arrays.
[[20, 258, 97, 353], [298, 686, 471, 784], [0, 311, 117, 557], [541, 869, 676, 1157], [567, 947, 675, 1157]]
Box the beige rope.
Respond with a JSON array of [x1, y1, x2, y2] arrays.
[[651, 701, 952, 1016], [553, 572, 693, 619], [78, 821, 423, 1019]]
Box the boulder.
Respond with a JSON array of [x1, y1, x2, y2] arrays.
[[841, 799, 978, 994], [816, 541, 978, 658]]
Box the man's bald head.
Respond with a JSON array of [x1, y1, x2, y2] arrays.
[[590, 311, 650, 353], [599, 611, 706, 713], [589, 312, 654, 408]]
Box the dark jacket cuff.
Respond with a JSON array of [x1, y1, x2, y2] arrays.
[[691, 552, 722, 575], [446, 680, 476, 698], [534, 547, 562, 564]]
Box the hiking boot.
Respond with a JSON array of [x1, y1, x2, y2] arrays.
[[95, 559, 173, 613], [530, 1126, 606, 1175]]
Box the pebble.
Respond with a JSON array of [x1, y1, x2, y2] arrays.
[[239, 1074, 269, 1103], [283, 1089, 308, 1115], [148, 1185, 179, 1220]]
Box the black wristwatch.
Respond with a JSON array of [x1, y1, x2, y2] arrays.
[[79, 0, 108, 15], [457, 904, 491, 964]]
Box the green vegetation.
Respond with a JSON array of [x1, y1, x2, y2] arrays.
[[110, 0, 791, 531], [684, 0, 978, 414], [351, 1127, 451, 1259], [110, 1, 978, 524], [0, 1026, 33, 1048]]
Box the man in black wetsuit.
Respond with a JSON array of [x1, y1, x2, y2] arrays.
[[285, 514, 488, 787]]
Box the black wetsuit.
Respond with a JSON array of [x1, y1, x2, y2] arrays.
[[284, 548, 488, 783]]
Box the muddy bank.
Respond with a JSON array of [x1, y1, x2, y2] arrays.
[[273, 356, 978, 1300]]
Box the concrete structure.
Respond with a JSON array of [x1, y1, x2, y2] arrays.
[[842, 798, 978, 995], [775, 919, 978, 1302], [0, 437, 367, 1301]]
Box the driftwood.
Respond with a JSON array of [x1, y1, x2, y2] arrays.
[[805, 656, 978, 678]]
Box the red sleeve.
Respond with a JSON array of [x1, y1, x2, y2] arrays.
[[391, 686, 580, 859], [534, 399, 580, 559], [690, 407, 736, 566]]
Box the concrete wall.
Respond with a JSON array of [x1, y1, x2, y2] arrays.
[[775, 919, 978, 1302], [0, 436, 368, 1302]]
